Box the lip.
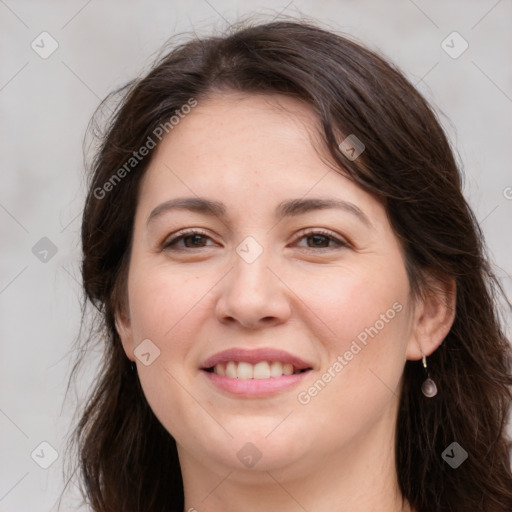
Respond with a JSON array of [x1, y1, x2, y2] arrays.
[[200, 347, 314, 398], [202, 369, 311, 397], [200, 347, 313, 372]]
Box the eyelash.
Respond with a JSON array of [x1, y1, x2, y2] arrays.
[[162, 228, 349, 252]]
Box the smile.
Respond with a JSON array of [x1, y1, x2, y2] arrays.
[[204, 360, 310, 379]]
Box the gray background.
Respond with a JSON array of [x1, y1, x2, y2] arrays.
[[1, 1, 511, 510]]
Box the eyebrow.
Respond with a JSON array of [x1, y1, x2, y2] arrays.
[[146, 196, 372, 228]]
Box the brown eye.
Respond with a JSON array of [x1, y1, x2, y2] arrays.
[[181, 234, 208, 248], [306, 234, 331, 248], [163, 230, 214, 250], [295, 229, 349, 251]]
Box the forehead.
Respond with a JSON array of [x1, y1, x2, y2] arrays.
[[160, 92, 321, 164], [142, 92, 333, 189], [137, 92, 384, 226], [182, 90, 319, 131]]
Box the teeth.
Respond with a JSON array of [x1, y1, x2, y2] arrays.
[[212, 361, 298, 379], [237, 362, 253, 380], [253, 361, 270, 379], [284, 363, 294, 375], [270, 361, 284, 377], [226, 361, 237, 378]]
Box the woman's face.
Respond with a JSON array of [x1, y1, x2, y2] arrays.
[[116, 92, 425, 475]]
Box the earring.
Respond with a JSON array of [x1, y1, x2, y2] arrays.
[[130, 361, 137, 372], [421, 354, 437, 397]]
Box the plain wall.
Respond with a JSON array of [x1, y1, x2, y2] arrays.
[[1, 1, 511, 510]]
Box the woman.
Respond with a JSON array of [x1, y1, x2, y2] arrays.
[[65, 17, 512, 512]]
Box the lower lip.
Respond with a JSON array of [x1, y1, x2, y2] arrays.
[[201, 370, 311, 397]]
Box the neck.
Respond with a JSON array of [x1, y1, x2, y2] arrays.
[[179, 400, 413, 512]]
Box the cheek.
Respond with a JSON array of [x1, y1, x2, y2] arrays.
[[126, 264, 215, 434], [298, 256, 410, 352], [298, 262, 411, 415], [295, 260, 411, 421], [127, 259, 208, 344]]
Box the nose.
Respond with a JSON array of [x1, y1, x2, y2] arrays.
[[215, 243, 292, 329]]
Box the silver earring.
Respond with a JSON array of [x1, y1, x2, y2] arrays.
[[421, 354, 437, 397]]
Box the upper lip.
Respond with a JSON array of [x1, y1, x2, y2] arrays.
[[200, 348, 313, 371]]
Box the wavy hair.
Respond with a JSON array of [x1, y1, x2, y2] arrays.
[[63, 17, 512, 512]]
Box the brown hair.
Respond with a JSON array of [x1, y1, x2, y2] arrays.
[[63, 16, 512, 512]]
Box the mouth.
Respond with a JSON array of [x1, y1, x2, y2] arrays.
[[199, 347, 314, 381], [203, 361, 312, 379]]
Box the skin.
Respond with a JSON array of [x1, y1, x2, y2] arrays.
[[116, 92, 455, 512]]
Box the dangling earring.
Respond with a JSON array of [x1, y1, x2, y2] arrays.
[[130, 361, 137, 373], [421, 354, 437, 397]]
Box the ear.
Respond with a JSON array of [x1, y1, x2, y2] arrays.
[[115, 304, 136, 362], [406, 272, 456, 360]]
